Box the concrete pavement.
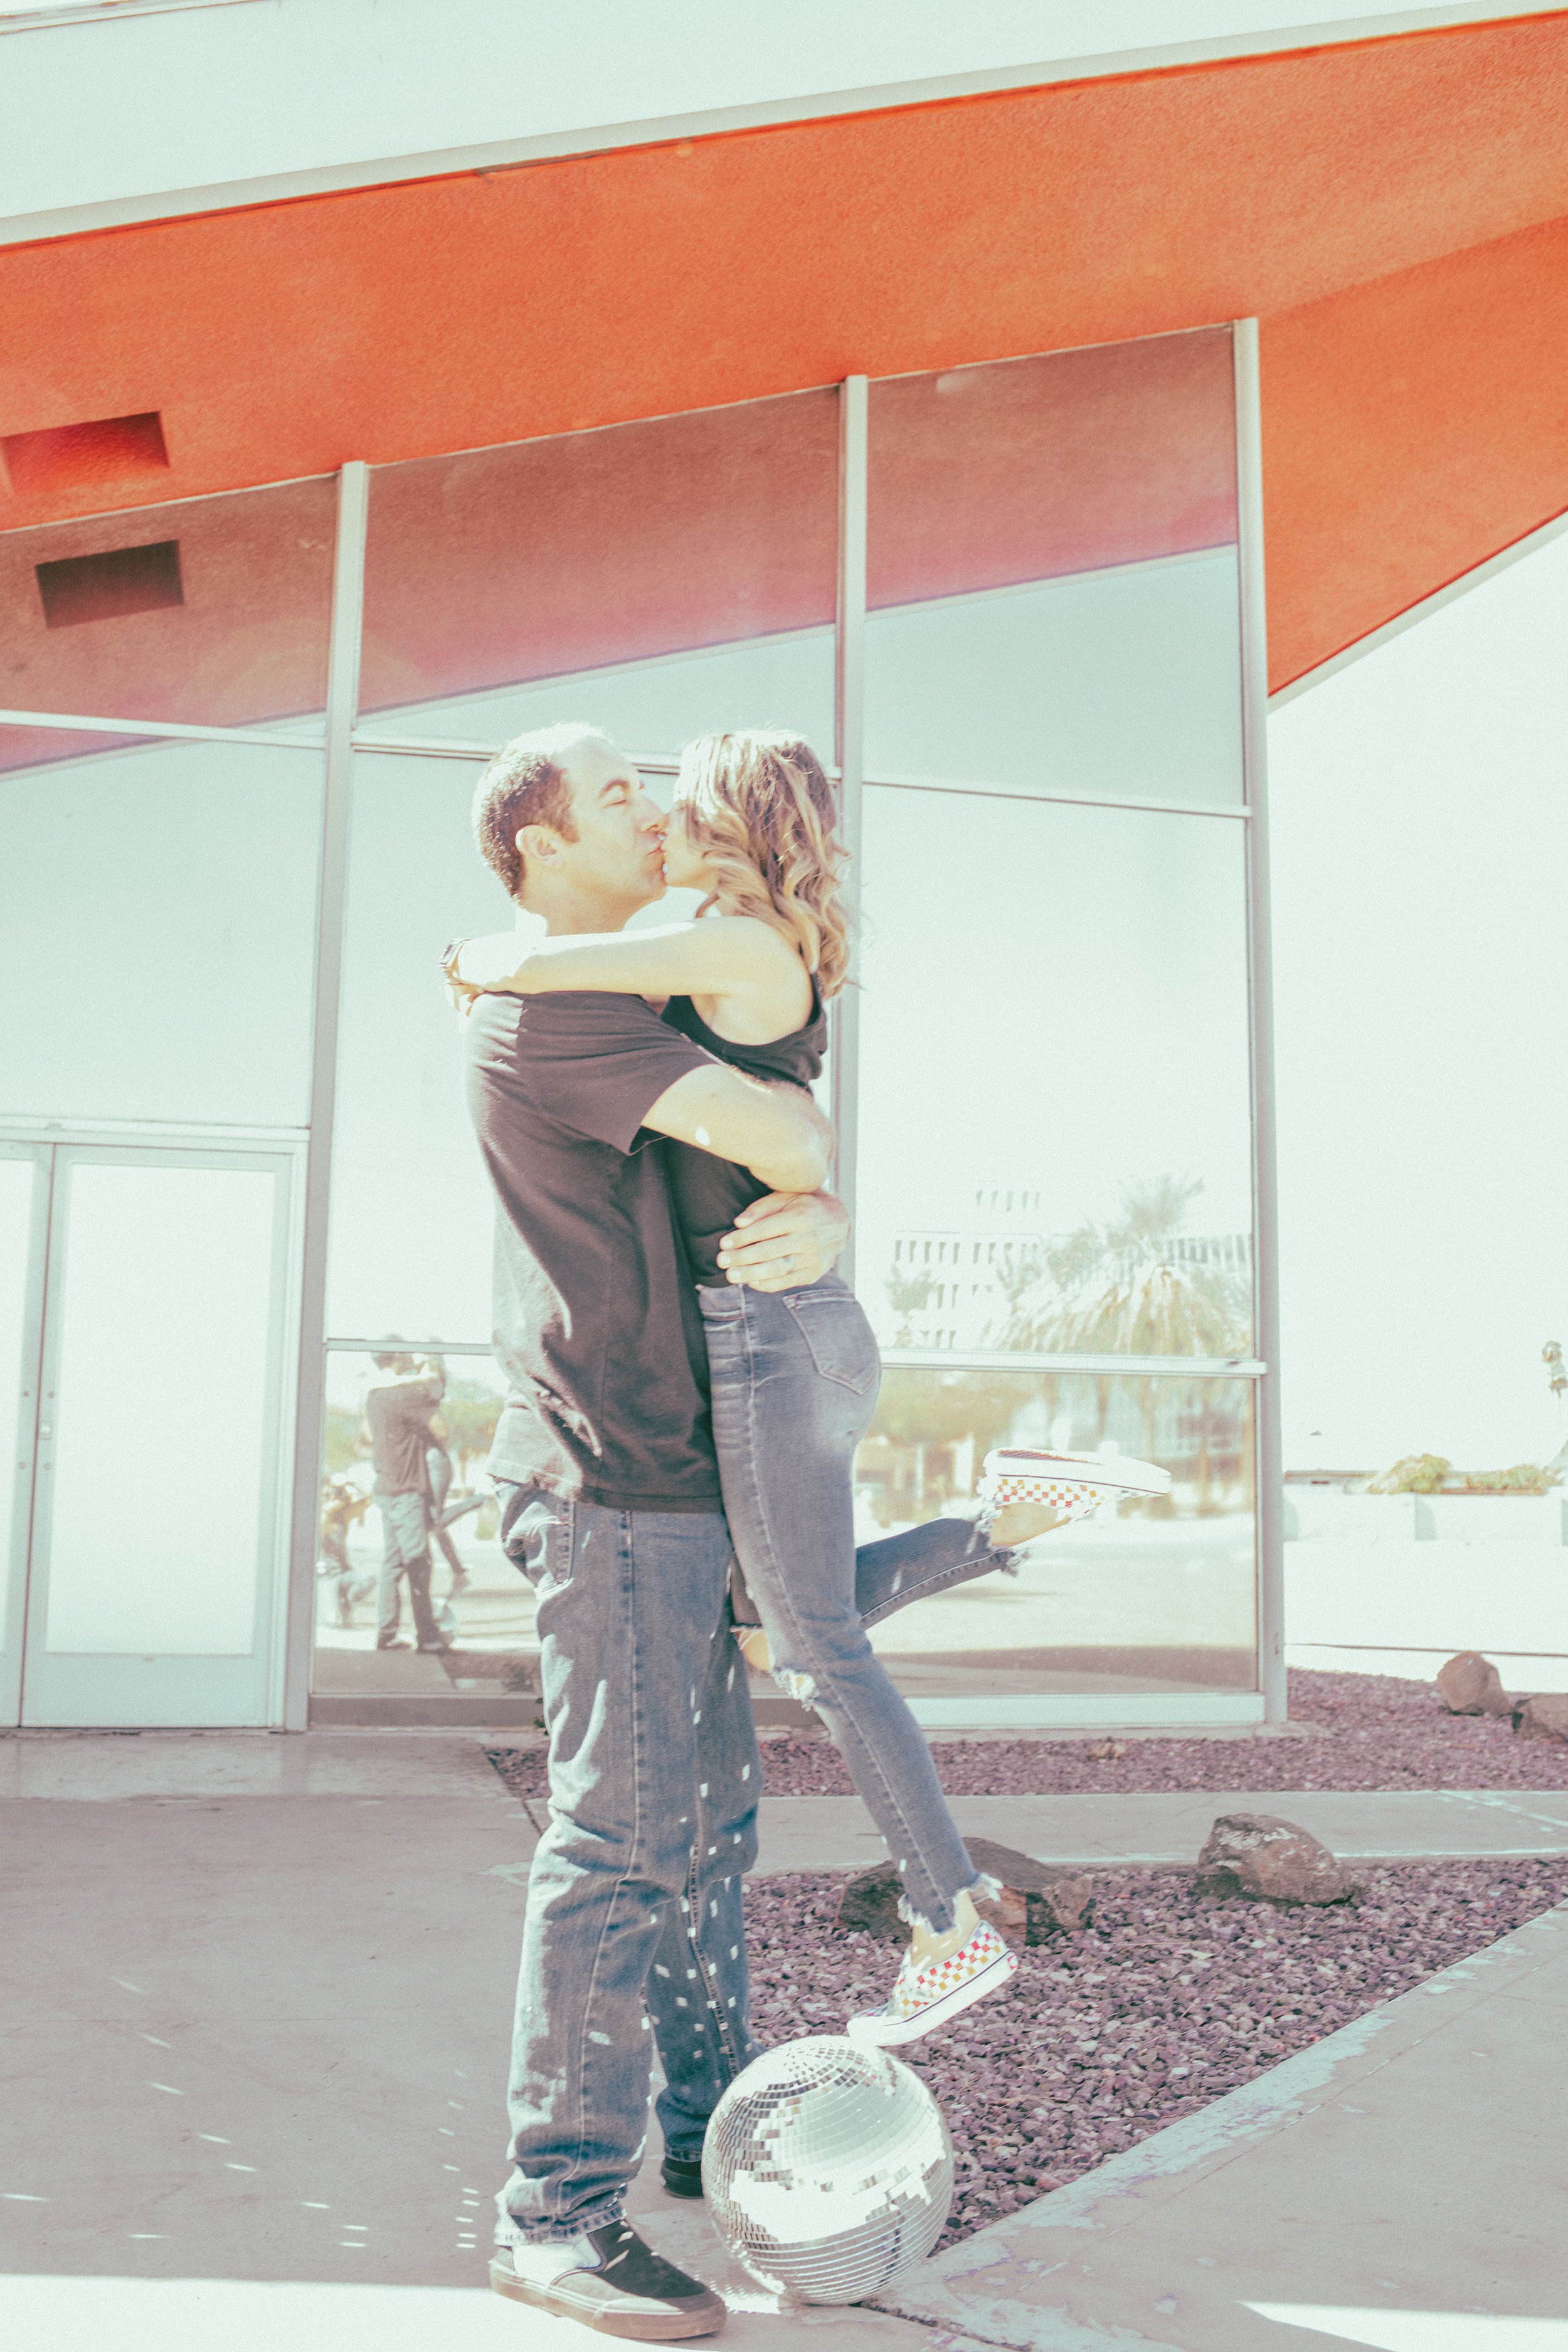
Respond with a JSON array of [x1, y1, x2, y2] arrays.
[[743, 1788, 1568, 1872], [876, 1899, 1568, 2351], [4, 1730, 1567, 2352]]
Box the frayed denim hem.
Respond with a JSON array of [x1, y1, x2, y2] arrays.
[[495, 2197, 627, 2249], [896, 1868, 1003, 1937]]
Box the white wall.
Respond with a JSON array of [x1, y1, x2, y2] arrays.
[[1268, 530, 1568, 1478], [2, 2, 1554, 236]]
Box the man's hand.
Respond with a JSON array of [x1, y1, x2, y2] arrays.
[[714, 1190, 850, 1291]]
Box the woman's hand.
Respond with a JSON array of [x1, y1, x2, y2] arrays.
[[442, 938, 481, 1019], [715, 1190, 850, 1291], [442, 931, 544, 1016]]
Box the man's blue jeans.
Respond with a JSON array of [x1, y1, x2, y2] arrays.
[[492, 1453, 1015, 2242], [494, 1483, 760, 2245]]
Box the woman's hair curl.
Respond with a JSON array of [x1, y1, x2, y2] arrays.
[[674, 731, 851, 999]]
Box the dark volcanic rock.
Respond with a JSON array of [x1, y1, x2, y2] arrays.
[[1436, 1652, 1512, 1716], [1021, 1877, 1096, 1941], [1194, 1811, 1360, 1905], [835, 1863, 907, 1942], [1513, 1693, 1568, 1744], [835, 1840, 1095, 1949]]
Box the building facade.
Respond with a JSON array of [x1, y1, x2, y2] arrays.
[[2, 2, 1565, 1733]]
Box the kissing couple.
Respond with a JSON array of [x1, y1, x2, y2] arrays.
[[446, 721, 1164, 2338]]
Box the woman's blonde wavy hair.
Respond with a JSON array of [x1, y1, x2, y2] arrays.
[[674, 731, 852, 999]]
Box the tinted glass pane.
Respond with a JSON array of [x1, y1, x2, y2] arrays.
[[859, 1367, 1256, 1704], [328, 753, 508, 1344], [856, 788, 1254, 1357], [0, 477, 335, 740], [0, 730, 322, 1128], [361, 391, 838, 753], [865, 331, 1242, 802]]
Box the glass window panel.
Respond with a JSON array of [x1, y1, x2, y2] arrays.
[[361, 391, 838, 754], [859, 1367, 1256, 1701], [857, 788, 1254, 1357], [0, 476, 335, 734], [865, 551, 1242, 802], [43, 1162, 278, 1656], [311, 1348, 531, 1697], [359, 630, 835, 766], [328, 753, 513, 1343], [0, 732, 323, 1127], [330, 728, 744, 1342], [865, 331, 1242, 802]]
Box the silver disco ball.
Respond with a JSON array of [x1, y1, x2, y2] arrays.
[[701, 2035, 953, 2304]]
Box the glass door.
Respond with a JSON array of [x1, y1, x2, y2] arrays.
[[12, 1143, 295, 1727]]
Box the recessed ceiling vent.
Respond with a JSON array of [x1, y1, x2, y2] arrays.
[[3, 410, 169, 499], [34, 539, 184, 630]]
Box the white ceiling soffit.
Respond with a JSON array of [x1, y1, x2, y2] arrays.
[[1, 3, 1562, 246]]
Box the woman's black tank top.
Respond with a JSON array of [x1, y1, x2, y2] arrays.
[[660, 982, 827, 1285]]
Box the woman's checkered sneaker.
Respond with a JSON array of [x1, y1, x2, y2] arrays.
[[845, 1920, 1019, 2048], [980, 1446, 1172, 1528]]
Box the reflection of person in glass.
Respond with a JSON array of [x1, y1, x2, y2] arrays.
[[317, 1475, 374, 1626], [363, 1347, 451, 1653], [452, 733, 1052, 2088], [424, 1416, 472, 1597]]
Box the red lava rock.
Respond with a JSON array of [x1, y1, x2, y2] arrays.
[[834, 1842, 1094, 1951], [1194, 1813, 1360, 1906], [1436, 1653, 1513, 1716], [485, 1670, 1568, 1806], [744, 1860, 1568, 2250], [1513, 1693, 1568, 1743]]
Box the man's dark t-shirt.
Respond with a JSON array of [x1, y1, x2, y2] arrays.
[[366, 1370, 443, 1496], [465, 991, 722, 1513]]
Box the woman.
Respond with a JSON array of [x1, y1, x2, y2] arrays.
[[448, 730, 1066, 2043]]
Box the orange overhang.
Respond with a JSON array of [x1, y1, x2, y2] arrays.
[[1, 11, 1565, 694]]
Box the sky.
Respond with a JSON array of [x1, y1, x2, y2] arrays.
[[1268, 528, 1568, 1472]]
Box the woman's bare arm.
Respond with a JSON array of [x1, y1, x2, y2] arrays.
[[450, 917, 797, 1004]]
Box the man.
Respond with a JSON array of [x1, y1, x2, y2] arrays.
[[465, 724, 847, 2339], [362, 1348, 449, 1653]]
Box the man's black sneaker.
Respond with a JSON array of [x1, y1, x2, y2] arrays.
[[660, 2152, 704, 2199], [490, 2220, 725, 2339]]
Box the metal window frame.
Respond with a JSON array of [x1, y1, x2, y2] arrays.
[[832, 376, 869, 1292], [279, 461, 367, 1730], [1233, 317, 1286, 1721]]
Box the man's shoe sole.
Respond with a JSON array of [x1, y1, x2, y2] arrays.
[[490, 2254, 726, 2339]]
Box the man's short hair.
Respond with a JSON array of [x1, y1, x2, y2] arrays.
[[472, 723, 603, 899]]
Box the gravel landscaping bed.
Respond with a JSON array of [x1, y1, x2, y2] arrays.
[[485, 1667, 1568, 1801], [744, 1859, 1568, 2250]]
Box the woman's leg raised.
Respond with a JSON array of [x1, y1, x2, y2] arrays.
[[697, 1275, 979, 1937]]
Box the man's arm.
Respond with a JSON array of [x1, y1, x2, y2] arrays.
[[715, 1190, 850, 1291], [640, 1065, 834, 1196]]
